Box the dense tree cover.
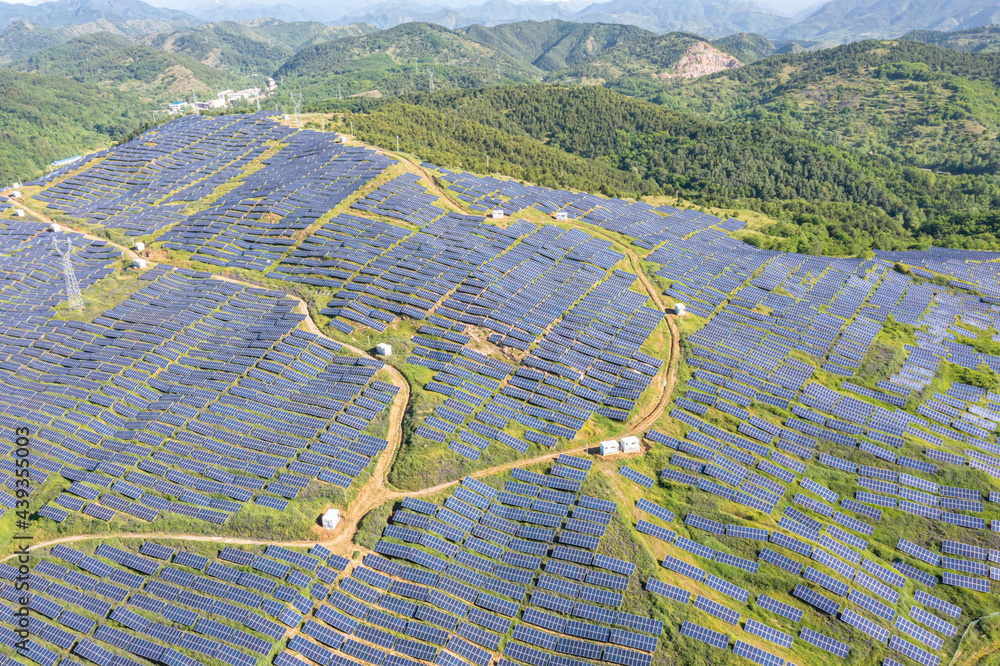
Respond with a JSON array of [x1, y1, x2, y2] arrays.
[[276, 23, 541, 102], [458, 20, 653, 72], [0, 69, 149, 180], [551, 32, 710, 82], [348, 85, 1000, 255], [904, 26, 1000, 54], [644, 40, 1000, 176], [143, 20, 375, 78], [708, 32, 775, 63], [15, 32, 245, 98], [0, 20, 59, 64], [347, 102, 646, 195]]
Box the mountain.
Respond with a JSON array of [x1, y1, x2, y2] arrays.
[[458, 20, 652, 72], [14, 31, 246, 98], [711, 31, 776, 62], [643, 39, 1000, 176], [327, 0, 792, 36], [776, 0, 1000, 43], [0, 67, 149, 180], [275, 22, 543, 101], [0, 0, 199, 32], [345, 0, 572, 30], [550, 31, 747, 82], [0, 0, 201, 61], [570, 0, 791, 37], [142, 18, 375, 77], [903, 25, 1000, 53]]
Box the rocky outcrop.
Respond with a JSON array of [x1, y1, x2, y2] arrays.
[[657, 41, 743, 79]]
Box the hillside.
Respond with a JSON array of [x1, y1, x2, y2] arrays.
[[711, 31, 776, 63], [0, 0, 201, 63], [458, 20, 653, 73], [550, 32, 745, 82], [143, 18, 376, 77], [459, 20, 752, 81], [645, 39, 1000, 176], [345, 84, 1000, 254], [904, 24, 1000, 53], [275, 22, 542, 101], [14, 31, 247, 98], [0, 67, 149, 179]]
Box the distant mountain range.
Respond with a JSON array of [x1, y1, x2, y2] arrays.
[[772, 0, 1000, 43], [5, 0, 1000, 46], [0, 0, 196, 32]]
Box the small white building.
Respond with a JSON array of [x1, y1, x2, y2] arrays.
[[133, 259, 147, 270], [322, 508, 341, 530], [9, 191, 21, 199], [599, 439, 619, 456], [375, 343, 392, 357], [14, 209, 25, 217], [555, 211, 568, 221], [492, 209, 505, 220], [674, 303, 686, 316], [135, 242, 145, 252], [195, 98, 226, 110], [621, 435, 641, 454], [50, 224, 61, 232]]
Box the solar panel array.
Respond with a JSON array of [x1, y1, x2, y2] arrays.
[[0, 260, 395, 525], [0, 540, 349, 666], [16, 111, 1000, 666]]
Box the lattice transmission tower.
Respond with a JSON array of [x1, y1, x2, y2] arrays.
[[52, 236, 84, 310]]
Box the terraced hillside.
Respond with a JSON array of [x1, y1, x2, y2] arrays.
[[0, 110, 997, 666]]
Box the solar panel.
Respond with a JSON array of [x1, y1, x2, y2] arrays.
[[645, 578, 690, 603], [792, 584, 840, 615], [799, 627, 849, 657], [914, 589, 962, 619], [692, 595, 740, 625], [888, 635, 940, 666], [737, 618, 790, 651], [753, 596, 799, 629], [840, 608, 890, 643], [732, 640, 785, 666], [618, 466, 654, 488], [679, 620, 728, 650]]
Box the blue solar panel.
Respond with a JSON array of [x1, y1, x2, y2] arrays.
[[679, 621, 728, 649]]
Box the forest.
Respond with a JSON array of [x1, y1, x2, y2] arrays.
[[345, 85, 1000, 255]]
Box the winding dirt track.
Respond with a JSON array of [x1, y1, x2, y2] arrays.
[[11, 178, 681, 557]]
